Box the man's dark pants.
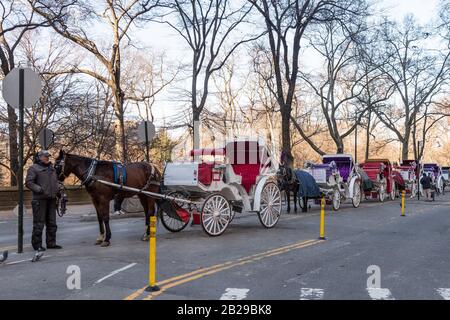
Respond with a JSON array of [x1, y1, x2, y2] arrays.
[[31, 199, 57, 250]]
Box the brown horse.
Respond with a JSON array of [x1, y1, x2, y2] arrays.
[[55, 150, 161, 247]]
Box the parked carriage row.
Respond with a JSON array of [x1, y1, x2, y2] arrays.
[[156, 139, 450, 237]]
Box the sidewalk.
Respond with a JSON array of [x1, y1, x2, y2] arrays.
[[0, 202, 144, 222]]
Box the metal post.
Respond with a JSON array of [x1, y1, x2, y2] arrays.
[[144, 121, 150, 163], [417, 142, 420, 201], [319, 197, 326, 240], [355, 123, 357, 163], [145, 216, 160, 292], [18, 68, 24, 254], [401, 190, 405, 217]]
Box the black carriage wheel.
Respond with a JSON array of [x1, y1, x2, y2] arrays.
[[159, 192, 191, 233]]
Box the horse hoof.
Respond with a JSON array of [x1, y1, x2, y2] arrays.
[[141, 235, 150, 241], [100, 241, 110, 247]]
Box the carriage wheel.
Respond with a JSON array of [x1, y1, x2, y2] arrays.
[[160, 191, 191, 233], [201, 194, 232, 236], [352, 181, 361, 208], [378, 183, 386, 202], [332, 189, 341, 211], [298, 196, 305, 210], [258, 182, 282, 228], [390, 183, 396, 201]]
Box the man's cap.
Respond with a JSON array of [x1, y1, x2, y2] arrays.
[[38, 150, 51, 157]]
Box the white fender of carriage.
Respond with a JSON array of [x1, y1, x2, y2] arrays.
[[219, 183, 253, 212], [252, 175, 275, 212], [348, 175, 360, 199]]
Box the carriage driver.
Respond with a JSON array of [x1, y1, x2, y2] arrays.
[[25, 150, 63, 253]]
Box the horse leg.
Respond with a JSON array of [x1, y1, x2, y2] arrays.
[[293, 188, 298, 213], [302, 197, 308, 213], [95, 214, 105, 245], [91, 199, 105, 245], [139, 195, 150, 241], [286, 190, 291, 213], [98, 200, 111, 247]]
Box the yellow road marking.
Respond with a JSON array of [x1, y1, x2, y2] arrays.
[[142, 239, 323, 300], [124, 239, 322, 300]]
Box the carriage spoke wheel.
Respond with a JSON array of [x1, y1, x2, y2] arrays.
[[201, 194, 232, 236], [352, 181, 361, 208], [378, 183, 386, 202], [160, 191, 191, 233], [258, 182, 282, 228], [390, 183, 396, 201], [332, 189, 341, 211]]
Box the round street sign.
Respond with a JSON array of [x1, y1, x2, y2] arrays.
[[38, 128, 55, 149], [2, 68, 42, 108], [138, 121, 156, 144]]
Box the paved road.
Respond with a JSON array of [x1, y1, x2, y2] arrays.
[[0, 194, 449, 300]]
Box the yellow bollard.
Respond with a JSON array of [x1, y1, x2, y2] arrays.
[[319, 197, 326, 240], [145, 215, 160, 292], [401, 190, 405, 217]]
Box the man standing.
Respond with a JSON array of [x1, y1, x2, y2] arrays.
[[420, 172, 432, 201], [25, 150, 62, 253]]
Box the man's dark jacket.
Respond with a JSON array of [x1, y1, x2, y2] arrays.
[[420, 175, 432, 189], [25, 162, 59, 199]]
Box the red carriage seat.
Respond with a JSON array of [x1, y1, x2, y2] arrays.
[[226, 141, 262, 193], [190, 148, 225, 186], [361, 162, 381, 181], [198, 162, 214, 186]]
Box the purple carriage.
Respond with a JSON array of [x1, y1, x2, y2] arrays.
[[423, 163, 444, 195], [305, 154, 362, 210]]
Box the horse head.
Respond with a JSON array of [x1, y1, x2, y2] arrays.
[[55, 150, 68, 181]]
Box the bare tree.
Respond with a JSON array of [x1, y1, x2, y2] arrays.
[[375, 15, 450, 160], [297, 17, 371, 154], [29, 0, 162, 162], [0, 0, 55, 185], [163, 0, 263, 150], [249, 0, 368, 164]]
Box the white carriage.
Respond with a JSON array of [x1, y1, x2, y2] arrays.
[[423, 163, 445, 195], [160, 139, 282, 236], [396, 160, 420, 197], [305, 154, 362, 211]]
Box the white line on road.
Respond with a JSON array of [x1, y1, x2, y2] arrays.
[[367, 288, 395, 300], [94, 263, 137, 284], [299, 288, 324, 300], [5, 255, 52, 265], [220, 288, 250, 300], [437, 288, 450, 300]]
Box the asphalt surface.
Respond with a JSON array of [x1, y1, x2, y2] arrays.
[[0, 194, 449, 300]]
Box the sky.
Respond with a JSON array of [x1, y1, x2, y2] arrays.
[[135, 0, 443, 130]]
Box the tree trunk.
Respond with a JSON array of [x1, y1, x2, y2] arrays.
[[281, 104, 293, 166], [7, 105, 19, 186], [365, 118, 370, 161], [113, 92, 127, 163], [402, 128, 411, 160]]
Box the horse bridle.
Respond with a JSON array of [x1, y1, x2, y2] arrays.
[[55, 153, 67, 180], [55, 153, 97, 186]]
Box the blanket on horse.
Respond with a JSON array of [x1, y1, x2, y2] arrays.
[[294, 169, 321, 198], [359, 170, 373, 191], [113, 162, 127, 185]]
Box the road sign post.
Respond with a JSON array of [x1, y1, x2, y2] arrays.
[[138, 121, 155, 163], [2, 68, 42, 254], [18, 69, 24, 254], [38, 128, 55, 149]]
